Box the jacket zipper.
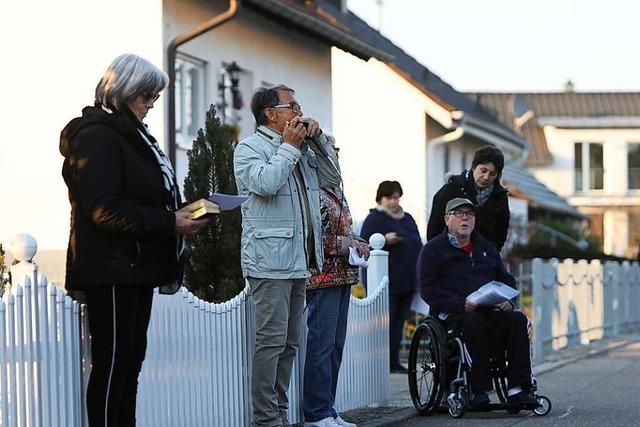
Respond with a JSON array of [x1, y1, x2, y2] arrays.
[[292, 171, 309, 269], [131, 240, 141, 267]]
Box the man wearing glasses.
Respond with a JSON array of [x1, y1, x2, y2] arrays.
[[234, 85, 324, 427], [418, 197, 537, 409]]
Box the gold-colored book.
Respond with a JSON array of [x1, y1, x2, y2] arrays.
[[178, 199, 220, 219]]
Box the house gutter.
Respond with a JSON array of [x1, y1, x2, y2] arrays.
[[166, 0, 240, 167]]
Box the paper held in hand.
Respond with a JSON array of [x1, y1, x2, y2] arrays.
[[178, 193, 248, 219], [466, 281, 520, 306], [348, 247, 369, 268]]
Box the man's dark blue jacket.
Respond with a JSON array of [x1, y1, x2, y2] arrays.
[[418, 230, 516, 314]]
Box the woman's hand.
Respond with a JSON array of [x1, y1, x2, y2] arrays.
[[175, 211, 210, 235], [384, 232, 403, 245], [496, 301, 514, 311], [465, 300, 477, 312], [351, 239, 370, 260]]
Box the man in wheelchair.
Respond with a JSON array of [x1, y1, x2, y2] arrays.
[[417, 197, 538, 409]]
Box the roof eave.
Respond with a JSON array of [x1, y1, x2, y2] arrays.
[[505, 184, 586, 220], [243, 0, 394, 62], [456, 112, 528, 153]]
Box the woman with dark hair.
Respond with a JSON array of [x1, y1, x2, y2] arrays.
[[427, 145, 510, 251], [360, 181, 423, 373], [60, 53, 208, 426]]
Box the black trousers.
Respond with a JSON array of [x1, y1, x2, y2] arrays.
[[389, 291, 413, 368], [85, 285, 154, 427], [445, 310, 531, 393]]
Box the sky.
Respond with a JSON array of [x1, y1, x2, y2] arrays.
[[347, 0, 639, 92]]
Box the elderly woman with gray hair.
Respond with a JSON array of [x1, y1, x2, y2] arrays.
[[60, 53, 208, 426]]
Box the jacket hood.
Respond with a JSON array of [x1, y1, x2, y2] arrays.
[[59, 105, 142, 157]]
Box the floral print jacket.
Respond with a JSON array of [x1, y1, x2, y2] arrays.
[[308, 188, 360, 289]]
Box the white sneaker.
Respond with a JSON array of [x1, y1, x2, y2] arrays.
[[304, 416, 341, 427], [334, 415, 357, 427]]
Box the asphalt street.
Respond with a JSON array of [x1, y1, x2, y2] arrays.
[[394, 341, 640, 427]]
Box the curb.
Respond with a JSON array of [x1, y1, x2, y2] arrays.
[[359, 407, 418, 427], [358, 336, 640, 426], [532, 336, 640, 376]]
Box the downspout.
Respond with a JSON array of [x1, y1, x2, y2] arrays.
[[166, 0, 240, 167]]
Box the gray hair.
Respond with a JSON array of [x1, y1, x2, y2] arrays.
[[95, 53, 168, 109]]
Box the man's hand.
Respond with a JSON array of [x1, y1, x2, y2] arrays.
[[351, 239, 370, 260], [175, 211, 210, 235], [282, 116, 306, 148], [384, 232, 403, 245], [465, 300, 477, 312], [496, 301, 514, 311], [301, 118, 321, 137]]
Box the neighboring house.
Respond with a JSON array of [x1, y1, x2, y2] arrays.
[[470, 89, 640, 258], [317, 0, 583, 237]]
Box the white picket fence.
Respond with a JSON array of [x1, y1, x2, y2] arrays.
[[0, 234, 389, 427], [136, 275, 389, 426], [5, 231, 640, 426], [0, 249, 89, 427], [532, 258, 640, 359]]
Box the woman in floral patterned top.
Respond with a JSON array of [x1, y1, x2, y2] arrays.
[[303, 134, 369, 427]]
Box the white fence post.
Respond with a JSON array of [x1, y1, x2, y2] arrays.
[[366, 233, 388, 296]]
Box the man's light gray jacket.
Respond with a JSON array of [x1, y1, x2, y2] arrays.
[[233, 125, 323, 279]]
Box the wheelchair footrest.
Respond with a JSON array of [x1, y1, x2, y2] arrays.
[[468, 402, 541, 412]]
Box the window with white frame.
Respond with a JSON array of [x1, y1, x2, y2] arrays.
[[628, 143, 640, 190], [175, 54, 207, 150], [574, 142, 604, 192]]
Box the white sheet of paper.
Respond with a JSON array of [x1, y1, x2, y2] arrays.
[[208, 193, 248, 211], [411, 292, 430, 315], [466, 280, 520, 306], [348, 247, 369, 268]]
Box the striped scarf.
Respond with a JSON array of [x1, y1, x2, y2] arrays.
[[138, 128, 184, 294]]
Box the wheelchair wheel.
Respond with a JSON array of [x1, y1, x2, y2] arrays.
[[533, 395, 552, 416], [408, 318, 446, 415], [447, 396, 464, 418]]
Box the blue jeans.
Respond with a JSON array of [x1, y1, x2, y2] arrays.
[[303, 285, 351, 422]]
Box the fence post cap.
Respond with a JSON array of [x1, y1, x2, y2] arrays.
[[8, 233, 37, 263], [369, 233, 385, 250]]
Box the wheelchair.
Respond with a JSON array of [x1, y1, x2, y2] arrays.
[[407, 315, 552, 418]]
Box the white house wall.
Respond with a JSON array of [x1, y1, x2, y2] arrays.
[[1, 0, 164, 282], [331, 50, 454, 235], [164, 0, 333, 188]]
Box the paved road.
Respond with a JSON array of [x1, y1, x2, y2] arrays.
[[395, 341, 640, 426]]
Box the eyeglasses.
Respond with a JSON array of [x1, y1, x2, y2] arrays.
[[269, 102, 302, 114], [448, 210, 476, 218], [142, 93, 160, 103]]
